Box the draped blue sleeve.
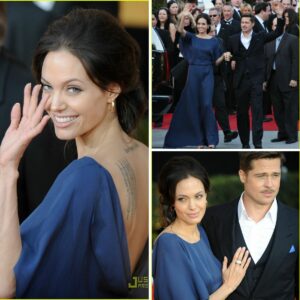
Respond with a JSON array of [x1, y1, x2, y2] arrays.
[[179, 31, 194, 61], [153, 226, 222, 300], [212, 37, 223, 61], [14, 157, 131, 298]]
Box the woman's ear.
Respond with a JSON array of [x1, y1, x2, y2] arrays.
[[107, 83, 121, 103]]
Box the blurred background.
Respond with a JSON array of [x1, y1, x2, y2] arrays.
[[152, 151, 299, 242]]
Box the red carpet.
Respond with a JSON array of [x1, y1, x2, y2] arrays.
[[155, 113, 278, 131]]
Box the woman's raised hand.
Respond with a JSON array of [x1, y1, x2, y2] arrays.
[[0, 84, 50, 169], [222, 247, 251, 294]]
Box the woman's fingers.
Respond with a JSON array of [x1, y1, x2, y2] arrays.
[[232, 247, 242, 262], [31, 93, 50, 127], [8, 103, 21, 131], [222, 256, 228, 273], [22, 83, 31, 118], [241, 250, 249, 267], [27, 84, 42, 118]]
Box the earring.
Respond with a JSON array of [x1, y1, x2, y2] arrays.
[[109, 101, 115, 113]]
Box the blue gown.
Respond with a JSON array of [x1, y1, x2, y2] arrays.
[[152, 225, 222, 300], [164, 32, 222, 148], [14, 157, 131, 298]]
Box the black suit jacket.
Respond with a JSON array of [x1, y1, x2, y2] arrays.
[[253, 17, 267, 33], [228, 17, 284, 88], [264, 32, 299, 92], [233, 9, 241, 21], [219, 19, 241, 50], [202, 199, 299, 300]]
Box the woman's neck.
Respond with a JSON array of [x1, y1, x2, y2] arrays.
[[171, 219, 200, 242], [75, 116, 128, 159]]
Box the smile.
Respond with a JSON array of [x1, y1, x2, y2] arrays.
[[52, 115, 79, 128]]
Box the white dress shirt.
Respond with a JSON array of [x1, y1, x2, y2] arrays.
[[238, 194, 278, 264], [216, 23, 221, 35], [240, 30, 253, 49]]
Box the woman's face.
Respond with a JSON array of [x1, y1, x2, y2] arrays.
[[183, 15, 191, 26], [241, 7, 252, 14], [174, 176, 207, 226], [42, 50, 115, 141], [196, 17, 209, 34], [284, 13, 289, 24], [152, 14, 157, 27], [169, 3, 179, 15], [158, 9, 168, 23]]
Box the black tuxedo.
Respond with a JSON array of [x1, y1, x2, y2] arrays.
[[203, 199, 299, 300], [264, 33, 299, 141], [218, 19, 241, 111], [228, 18, 284, 147], [253, 17, 268, 33], [233, 8, 241, 21]]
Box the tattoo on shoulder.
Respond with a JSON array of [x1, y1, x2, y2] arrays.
[[116, 159, 136, 219], [124, 142, 139, 154]]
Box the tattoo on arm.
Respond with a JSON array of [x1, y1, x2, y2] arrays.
[[117, 159, 136, 219]]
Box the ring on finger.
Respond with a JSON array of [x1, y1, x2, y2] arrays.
[[235, 259, 242, 265]]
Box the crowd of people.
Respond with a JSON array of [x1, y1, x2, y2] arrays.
[[153, 0, 299, 148]]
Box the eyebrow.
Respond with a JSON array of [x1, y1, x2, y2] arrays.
[[41, 77, 84, 85]]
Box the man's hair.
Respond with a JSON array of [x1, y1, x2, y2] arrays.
[[239, 152, 286, 173], [255, 2, 270, 14], [241, 13, 256, 23]]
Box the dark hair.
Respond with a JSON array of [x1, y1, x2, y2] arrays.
[[255, 2, 270, 14], [0, 3, 6, 45], [33, 8, 145, 134], [195, 13, 211, 33], [239, 152, 286, 173], [241, 13, 255, 23], [156, 7, 172, 30], [158, 156, 210, 227], [283, 8, 298, 28], [167, 0, 178, 10]]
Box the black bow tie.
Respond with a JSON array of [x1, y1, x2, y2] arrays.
[[225, 20, 232, 25]]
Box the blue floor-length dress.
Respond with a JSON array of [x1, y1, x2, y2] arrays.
[[153, 225, 222, 300], [164, 31, 222, 148], [14, 157, 131, 298]]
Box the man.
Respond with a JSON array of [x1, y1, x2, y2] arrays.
[[220, 4, 241, 113], [253, 2, 274, 123], [228, 9, 284, 148], [203, 152, 299, 300], [208, 22, 239, 143], [281, 0, 293, 9], [214, 0, 225, 12], [264, 17, 298, 144], [254, 2, 271, 33], [231, 0, 242, 20]]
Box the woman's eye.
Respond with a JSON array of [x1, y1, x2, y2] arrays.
[[67, 87, 81, 94], [42, 84, 52, 92]]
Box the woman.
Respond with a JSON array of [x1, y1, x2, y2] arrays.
[[240, 3, 253, 15], [153, 156, 251, 300], [0, 8, 148, 298], [283, 8, 299, 36], [156, 7, 177, 43], [167, 0, 180, 24], [163, 13, 232, 148]]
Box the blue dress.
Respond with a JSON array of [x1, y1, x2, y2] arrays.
[[14, 157, 131, 298], [164, 32, 222, 148], [152, 225, 222, 300]]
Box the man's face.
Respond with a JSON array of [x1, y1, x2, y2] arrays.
[[231, 0, 242, 8], [281, 0, 292, 9], [223, 6, 233, 20], [241, 16, 254, 33], [239, 158, 281, 208], [262, 5, 271, 20], [209, 10, 221, 25]]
